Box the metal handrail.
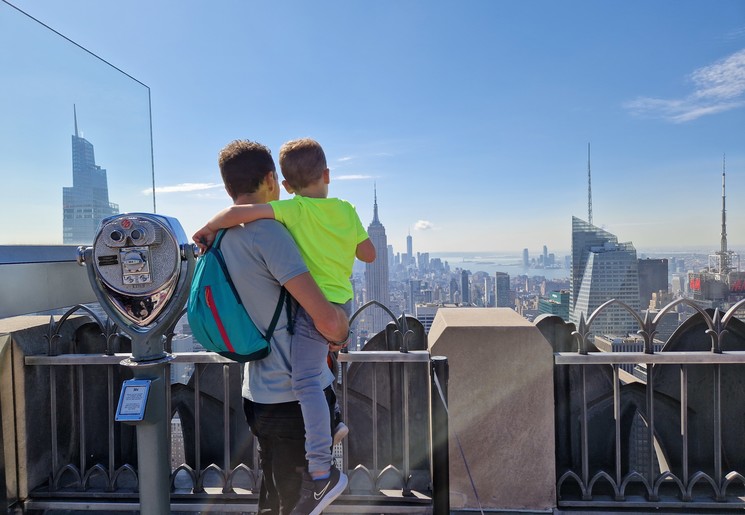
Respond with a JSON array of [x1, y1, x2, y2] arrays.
[[26, 350, 433, 366], [555, 350, 745, 365]]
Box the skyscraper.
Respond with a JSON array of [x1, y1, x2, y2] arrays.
[[570, 217, 640, 336], [408, 279, 421, 314], [364, 187, 390, 334], [538, 290, 570, 320], [406, 232, 413, 267], [63, 107, 118, 244], [638, 258, 668, 310], [495, 272, 511, 307], [449, 278, 459, 304], [688, 159, 745, 308], [461, 270, 470, 305]]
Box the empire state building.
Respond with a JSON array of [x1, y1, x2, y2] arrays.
[[365, 188, 390, 335]]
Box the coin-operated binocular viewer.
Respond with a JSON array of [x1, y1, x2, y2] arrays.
[[78, 213, 196, 515]]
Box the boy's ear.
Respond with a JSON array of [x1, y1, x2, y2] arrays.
[[323, 168, 330, 184], [282, 179, 294, 194], [224, 184, 234, 199]]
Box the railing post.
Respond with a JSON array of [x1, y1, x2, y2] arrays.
[[431, 356, 449, 515]]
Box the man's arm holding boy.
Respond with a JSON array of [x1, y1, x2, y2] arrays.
[[285, 272, 350, 348]]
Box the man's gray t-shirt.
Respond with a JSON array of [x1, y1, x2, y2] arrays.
[[220, 219, 334, 404]]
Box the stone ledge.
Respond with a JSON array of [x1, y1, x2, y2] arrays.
[[428, 308, 556, 511]]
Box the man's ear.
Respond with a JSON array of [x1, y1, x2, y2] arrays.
[[224, 184, 234, 199], [323, 168, 330, 184], [282, 179, 294, 194], [264, 171, 276, 188]]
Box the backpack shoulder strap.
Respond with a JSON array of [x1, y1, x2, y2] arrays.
[[265, 287, 290, 341], [213, 228, 291, 342], [209, 230, 243, 304], [212, 229, 227, 249]]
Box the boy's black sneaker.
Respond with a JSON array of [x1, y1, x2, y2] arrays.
[[289, 466, 348, 515], [332, 422, 349, 446]]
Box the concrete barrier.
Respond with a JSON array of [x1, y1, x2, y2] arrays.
[[428, 308, 556, 511]]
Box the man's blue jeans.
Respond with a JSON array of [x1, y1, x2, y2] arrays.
[[243, 386, 337, 515]]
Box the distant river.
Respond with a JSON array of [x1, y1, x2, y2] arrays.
[[428, 252, 570, 281]]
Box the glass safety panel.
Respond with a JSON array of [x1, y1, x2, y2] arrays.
[[0, 2, 154, 245]]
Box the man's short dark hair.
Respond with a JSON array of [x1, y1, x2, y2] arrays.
[[218, 140, 276, 199]]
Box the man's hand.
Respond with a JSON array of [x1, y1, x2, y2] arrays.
[[328, 341, 347, 353], [327, 329, 351, 352], [314, 304, 350, 343]]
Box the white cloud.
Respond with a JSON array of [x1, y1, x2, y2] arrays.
[[669, 102, 745, 123], [691, 49, 745, 99], [142, 182, 222, 195], [415, 220, 434, 231], [624, 48, 745, 123], [724, 26, 745, 41], [337, 156, 354, 162], [335, 174, 373, 180]]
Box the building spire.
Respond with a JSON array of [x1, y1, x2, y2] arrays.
[[74, 104, 79, 137], [587, 142, 593, 225], [721, 153, 727, 255], [372, 183, 380, 223]]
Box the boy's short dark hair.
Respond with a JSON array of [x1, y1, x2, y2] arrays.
[[218, 140, 276, 199], [279, 138, 327, 190]]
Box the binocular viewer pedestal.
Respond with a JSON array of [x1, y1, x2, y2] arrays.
[[78, 213, 197, 515]]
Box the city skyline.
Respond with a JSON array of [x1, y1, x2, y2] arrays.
[[3, 1, 745, 252]]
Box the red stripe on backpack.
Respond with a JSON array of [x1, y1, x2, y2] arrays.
[[205, 286, 236, 353]]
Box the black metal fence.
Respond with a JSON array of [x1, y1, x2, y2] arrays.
[[540, 298, 745, 511], [3, 305, 447, 514]]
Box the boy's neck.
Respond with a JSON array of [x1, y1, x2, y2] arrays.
[[292, 181, 328, 199]]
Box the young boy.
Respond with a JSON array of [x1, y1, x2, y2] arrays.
[[193, 138, 375, 515]]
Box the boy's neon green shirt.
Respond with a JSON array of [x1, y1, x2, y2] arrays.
[[269, 195, 369, 303]]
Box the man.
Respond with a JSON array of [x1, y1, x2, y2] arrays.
[[209, 139, 349, 515]]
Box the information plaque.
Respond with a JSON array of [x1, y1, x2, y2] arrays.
[[115, 379, 152, 422]]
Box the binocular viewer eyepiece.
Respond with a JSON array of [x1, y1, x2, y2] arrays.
[[78, 212, 197, 353]]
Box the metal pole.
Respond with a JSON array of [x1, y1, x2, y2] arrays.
[[129, 336, 171, 515], [430, 356, 449, 515]]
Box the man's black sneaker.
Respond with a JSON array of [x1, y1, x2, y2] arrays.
[[289, 466, 348, 515]]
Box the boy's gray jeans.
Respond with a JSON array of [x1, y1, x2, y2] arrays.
[[290, 301, 350, 474]]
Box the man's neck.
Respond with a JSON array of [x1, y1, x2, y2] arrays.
[[233, 193, 268, 205]]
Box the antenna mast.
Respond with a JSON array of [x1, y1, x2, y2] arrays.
[[721, 154, 727, 255], [372, 183, 379, 223], [587, 142, 593, 225]]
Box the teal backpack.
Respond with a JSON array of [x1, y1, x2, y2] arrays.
[[187, 229, 292, 362]]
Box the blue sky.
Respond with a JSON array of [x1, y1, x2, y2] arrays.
[[3, 0, 745, 256]]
